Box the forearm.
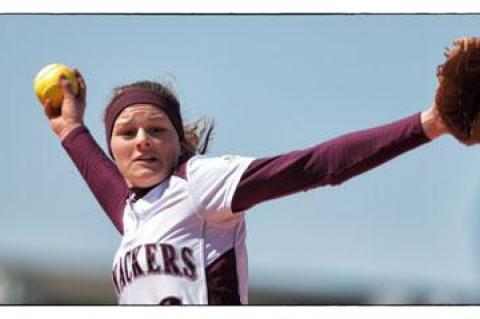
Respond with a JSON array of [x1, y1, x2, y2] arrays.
[[232, 112, 430, 212], [61, 126, 129, 234], [58, 123, 85, 141]]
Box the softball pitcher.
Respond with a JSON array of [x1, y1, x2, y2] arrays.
[[41, 69, 450, 305]]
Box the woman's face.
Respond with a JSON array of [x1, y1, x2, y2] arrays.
[[110, 104, 181, 188]]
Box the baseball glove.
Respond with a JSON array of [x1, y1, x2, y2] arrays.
[[435, 37, 480, 145]]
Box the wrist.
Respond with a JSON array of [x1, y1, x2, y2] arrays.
[[420, 106, 449, 140], [58, 122, 85, 141]]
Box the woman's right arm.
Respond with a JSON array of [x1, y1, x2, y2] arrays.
[[42, 70, 128, 234]]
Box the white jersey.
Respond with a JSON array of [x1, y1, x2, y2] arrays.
[[111, 155, 254, 305], [62, 113, 429, 305]]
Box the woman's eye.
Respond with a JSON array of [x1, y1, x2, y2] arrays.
[[150, 127, 166, 134], [122, 130, 136, 137]]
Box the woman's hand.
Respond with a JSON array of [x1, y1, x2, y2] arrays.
[[43, 69, 87, 140], [420, 102, 450, 140]]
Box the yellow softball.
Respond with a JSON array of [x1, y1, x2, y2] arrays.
[[33, 64, 79, 108]]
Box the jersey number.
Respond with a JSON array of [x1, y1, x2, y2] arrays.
[[159, 296, 183, 305]]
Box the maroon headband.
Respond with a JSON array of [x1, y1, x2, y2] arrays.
[[104, 88, 185, 157]]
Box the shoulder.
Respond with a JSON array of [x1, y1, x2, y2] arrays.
[[173, 155, 255, 219], [182, 155, 254, 180], [171, 154, 254, 198]]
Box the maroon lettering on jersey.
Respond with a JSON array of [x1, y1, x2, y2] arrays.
[[131, 245, 145, 278], [145, 243, 162, 274], [112, 263, 120, 295], [124, 250, 132, 283], [181, 247, 197, 280], [161, 243, 181, 276], [118, 257, 126, 289]]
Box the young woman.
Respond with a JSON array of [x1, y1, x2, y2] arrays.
[[42, 70, 449, 305]]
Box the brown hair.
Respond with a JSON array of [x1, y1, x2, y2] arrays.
[[105, 80, 215, 165]]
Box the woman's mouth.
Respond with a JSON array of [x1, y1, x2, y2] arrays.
[[134, 156, 157, 163]]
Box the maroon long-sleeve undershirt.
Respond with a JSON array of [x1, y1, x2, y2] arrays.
[[61, 112, 430, 234], [62, 127, 129, 233], [231, 112, 430, 211]]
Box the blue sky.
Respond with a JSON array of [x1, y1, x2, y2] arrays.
[[2, 14, 480, 298]]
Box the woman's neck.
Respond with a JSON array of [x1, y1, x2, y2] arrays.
[[129, 184, 159, 202]]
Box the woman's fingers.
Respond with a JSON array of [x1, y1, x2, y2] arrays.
[[74, 68, 87, 101], [59, 73, 76, 100], [43, 98, 60, 119]]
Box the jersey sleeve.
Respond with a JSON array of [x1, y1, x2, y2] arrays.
[[61, 126, 129, 234], [186, 155, 255, 221], [231, 112, 431, 212]]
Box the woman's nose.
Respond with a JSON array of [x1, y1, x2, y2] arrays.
[[135, 129, 151, 149]]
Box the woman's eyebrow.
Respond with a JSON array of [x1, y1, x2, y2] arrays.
[[148, 114, 168, 121], [114, 113, 168, 127], [113, 117, 133, 127]]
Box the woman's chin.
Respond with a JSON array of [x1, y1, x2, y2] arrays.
[[129, 172, 167, 188]]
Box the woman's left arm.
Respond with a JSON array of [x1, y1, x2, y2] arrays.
[[231, 104, 449, 212]]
